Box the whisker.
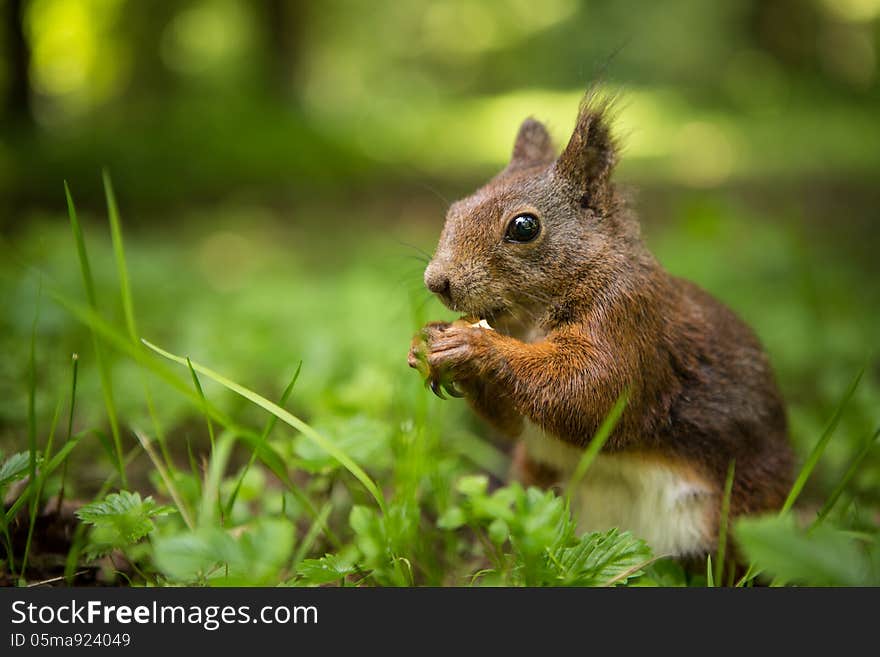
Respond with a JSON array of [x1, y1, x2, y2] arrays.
[[399, 254, 431, 265], [391, 275, 426, 291], [414, 292, 437, 313], [393, 239, 435, 262], [515, 289, 553, 306], [409, 180, 452, 207]]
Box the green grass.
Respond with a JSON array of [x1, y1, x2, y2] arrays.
[[0, 178, 877, 587], [714, 460, 735, 586], [65, 182, 127, 487], [144, 340, 387, 513]]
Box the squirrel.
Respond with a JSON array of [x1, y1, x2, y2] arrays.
[[408, 91, 794, 560]]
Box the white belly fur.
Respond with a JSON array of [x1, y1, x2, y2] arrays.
[[521, 421, 716, 557]]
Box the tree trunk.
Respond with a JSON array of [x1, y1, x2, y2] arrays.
[[4, 0, 32, 125], [263, 0, 307, 99]]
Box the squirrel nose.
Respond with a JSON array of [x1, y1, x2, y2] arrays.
[[426, 274, 451, 298], [424, 265, 452, 299]]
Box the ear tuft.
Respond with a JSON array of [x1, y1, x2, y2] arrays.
[[509, 118, 555, 169], [554, 89, 621, 204]]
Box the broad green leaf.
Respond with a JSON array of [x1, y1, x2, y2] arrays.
[[296, 554, 356, 585], [348, 505, 412, 586], [349, 505, 386, 563], [437, 506, 466, 530], [152, 529, 224, 582], [514, 487, 572, 560], [488, 518, 509, 544], [455, 474, 489, 497], [641, 559, 688, 587], [0, 452, 32, 490], [553, 528, 653, 586], [736, 514, 873, 586], [76, 491, 174, 545], [154, 518, 295, 585]]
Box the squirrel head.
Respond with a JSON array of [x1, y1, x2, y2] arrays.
[[425, 92, 637, 325]]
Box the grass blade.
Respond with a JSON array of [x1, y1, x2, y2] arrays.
[[63, 444, 141, 583], [103, 170, 136, 340], [185, 436, 203, 500], [21, 400, 62, 579], [602, 554, 669, 587], [199, 431, 235, 527], [714, 459, 735, 586], [21, 277, 42, 576], [142, 339, 386, 512], [56, 353, 79, 511], [187, 357, 216, 453], [811, 425, 880, 529], [5, 433, 84, 524], [66, 182, 97, 306], [225, 363, 301, 519], [565, 390, 628, 502], [27, 278, 40, 476], [103, 170, 173, 469], [49, 285, 253, 435], [133, 429, 195, 530], [65, 182, 127, 487], [289, 502, 334, 572], [736, 366, 866, 587], [45, 279, 341, 546], [780, 366, 864, 514]]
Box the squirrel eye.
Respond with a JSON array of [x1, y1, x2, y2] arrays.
[[505, 214, 541, 243]]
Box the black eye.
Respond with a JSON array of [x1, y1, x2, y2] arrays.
[[505, 214, 541, 243]]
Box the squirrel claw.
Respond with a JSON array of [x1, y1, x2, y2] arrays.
[[428, 378, 447, 399], [443, 381, 464, 398]]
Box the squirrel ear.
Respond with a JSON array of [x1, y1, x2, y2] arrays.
[[509, 118, 555, 169], [555, 93, 618, 200]]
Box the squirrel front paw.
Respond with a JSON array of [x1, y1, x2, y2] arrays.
[[408, 320, 494, 399], [407, 322, 446, 395]]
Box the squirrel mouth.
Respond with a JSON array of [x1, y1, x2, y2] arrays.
[[433, 287, 506, 321], [460, 305, 508, 322]]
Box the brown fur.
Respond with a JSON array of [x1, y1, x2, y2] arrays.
[[410, 90, 794, 553]]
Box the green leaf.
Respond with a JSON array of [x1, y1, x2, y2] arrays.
[[488, 518, 509, 544], [467, 484, 519, 524], [0, 452, 32, 491], [348, 505, 412, 585], [736, 514, 874, 586], [296, 554, 356, 585], [513, 487, 572, 560], [641, 559, 688, 587], [455, 474, 489, 497], [154, 518, 295, 585], [349, 505, 386, 563], [75, 491, 175, 552], [552, 528, 653, 586], [437, 506, 466, 530], [152, 530, 223, 582]]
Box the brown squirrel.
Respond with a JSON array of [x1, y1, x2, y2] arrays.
[[408, 91, 794, 559]]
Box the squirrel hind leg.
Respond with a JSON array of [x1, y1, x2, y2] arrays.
[[510, 440, 563, 490], [511, 439, 744, 565]]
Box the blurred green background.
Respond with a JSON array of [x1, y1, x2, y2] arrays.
[[1, 0, 878, 516]]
